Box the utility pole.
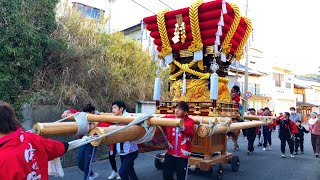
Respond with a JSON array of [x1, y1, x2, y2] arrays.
[[108, 0, 112, 33], [243, 0, 249, 112]]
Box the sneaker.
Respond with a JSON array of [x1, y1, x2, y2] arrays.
[[316, 153, 319, 158], [108, 171, 119, 179], [262, 148, 266, 151], [268, 146, 272, 150], [290, 154, 294, 158], [301, 151, 304, 154], [294, 152, 298, 155], [247, 151, 253, 155], [282, 154, 286, 158], [89, 173, 99, 180], [116, 176, 121, 180]]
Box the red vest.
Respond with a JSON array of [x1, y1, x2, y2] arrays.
[[0, 128, 66, 180], [164, 115, 195, 158]]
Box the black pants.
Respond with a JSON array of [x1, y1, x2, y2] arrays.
[[280, 137, 294, 154], [263, 130, 272, 148], [119, 151, 139, 180], [311, 134, 320, 154], [163, 154, 188, 180], [294, 138, 304, 152], [109, 144, 117, 171], [247, 133, 256, 152], [78, 144, 94, 180]]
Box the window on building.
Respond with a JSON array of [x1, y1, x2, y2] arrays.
[[273, 73, 284, 87], [285, 83, 291, 88], [73, 3, 104, 21], [296, 94, 304, 102]]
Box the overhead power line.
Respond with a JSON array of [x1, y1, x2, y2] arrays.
[[131, 0, 156, 14], [158, 0, 174, 10]]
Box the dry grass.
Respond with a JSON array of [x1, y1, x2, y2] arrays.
[[30, 5, 162, 111]]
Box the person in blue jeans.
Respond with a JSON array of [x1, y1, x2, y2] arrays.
[[78, 143, 98, 180], [61, 104, 99, 180], [112, 101, 139, 180]]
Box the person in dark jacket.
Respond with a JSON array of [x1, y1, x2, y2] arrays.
[[262, 107, 274, 151], [275, 112, 299, 158], [294, 120, 309, 155], [61, 104, 100, 180], [246, 108, 258, 155]]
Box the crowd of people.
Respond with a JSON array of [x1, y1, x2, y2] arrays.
[[231, 106, 320, 159], [1, 86, 320, 179], [0, 100, 194, 180]]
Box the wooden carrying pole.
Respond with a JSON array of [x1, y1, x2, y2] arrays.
[[197, 119, 274, 137], [33, 115, 182, 136], [100, 113, 273, 124], [67, 113, 183, 128], [33, 122, 97, 136], [89, 125, 161, 146]]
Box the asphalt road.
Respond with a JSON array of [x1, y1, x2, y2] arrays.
[[51, 125, 320, 180]]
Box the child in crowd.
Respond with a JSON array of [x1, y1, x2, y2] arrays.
[[294, 120, 309, 155]]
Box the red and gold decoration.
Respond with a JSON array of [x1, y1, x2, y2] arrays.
[[144, 0, 252, 102]]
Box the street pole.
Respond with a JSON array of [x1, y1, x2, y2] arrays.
[[108, 0, 112, 33], [244, 0, 249, 112]]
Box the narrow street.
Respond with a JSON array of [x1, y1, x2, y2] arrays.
[[51, 125, 320, 180]]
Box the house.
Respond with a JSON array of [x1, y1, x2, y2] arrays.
[[57, 0, 109, 22], [294, 78, 320, 121], [227, 62, 271, 111], [263, 66, 296, 115], [121, 22, 157, 58]]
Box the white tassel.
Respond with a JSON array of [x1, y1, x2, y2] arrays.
[[210, 72, 219, 100], [217, 25, 222, 36], [193, 50, 203, 61], [160, 59, 166, 68], [222, 0, 227, 14], [214, 43, 219, 54], [220, 13, 224, 26], [48, 157, 64, 177], [153, 77, 161, 100], [215, 35, 220, 45], [165, 53, 173, 64], [221, 52, 227, 62], [182, 72, 187, 95]]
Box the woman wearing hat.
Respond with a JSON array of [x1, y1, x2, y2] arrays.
[[308, 112, 320, 157]]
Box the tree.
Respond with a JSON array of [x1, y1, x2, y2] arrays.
[[30, 6, 159, 111], [0, 0, 60, 107]]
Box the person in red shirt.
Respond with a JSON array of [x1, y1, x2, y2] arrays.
[[0, 101, 68, 180], [162, 101, 195, 180], [275, 112, 299, 158], [229, 85, 242, 151]]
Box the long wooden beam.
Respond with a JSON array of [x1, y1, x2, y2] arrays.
[[66, 113, 184, 128], [100, 113, 273, 124], [197, 119, 273, 137]]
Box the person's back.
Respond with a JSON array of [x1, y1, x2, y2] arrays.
[[0, 101, 67, 180], [0, 130, 66, 179]]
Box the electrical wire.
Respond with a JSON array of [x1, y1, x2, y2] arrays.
[[158, 0, 174, 10], [131, 0, 156, 14]]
